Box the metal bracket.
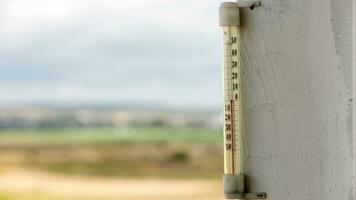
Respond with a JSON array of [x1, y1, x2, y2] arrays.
[[225, 192, 267, 199], [224, 174, 266, 199], [236, 0, 262, 9]]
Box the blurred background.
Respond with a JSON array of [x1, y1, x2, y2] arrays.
[[0, 0, 225, 199]]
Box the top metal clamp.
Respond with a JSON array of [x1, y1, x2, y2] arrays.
[[237, 0, 261, 9]]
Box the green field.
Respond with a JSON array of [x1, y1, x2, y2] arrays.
[[0, 127, 222, 145]]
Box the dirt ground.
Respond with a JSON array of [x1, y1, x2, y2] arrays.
[[0, 167, 225, 200]]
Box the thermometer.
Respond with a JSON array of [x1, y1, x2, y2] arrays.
[[222, 6, 243, 178], [219, 1, 266, 199]]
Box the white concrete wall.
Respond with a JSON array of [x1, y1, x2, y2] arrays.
[[239, 0, 354, 199]]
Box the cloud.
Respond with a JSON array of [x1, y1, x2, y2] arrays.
[[0, 0, 225, 109]]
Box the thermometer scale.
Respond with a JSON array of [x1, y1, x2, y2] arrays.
[[222, 16, 243, 177], [219, 1, 266, 199]]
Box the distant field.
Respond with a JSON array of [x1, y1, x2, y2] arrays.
[[0, 127, 221, 146], [0, 127, 223, 179], [0, 127, 224, 200]]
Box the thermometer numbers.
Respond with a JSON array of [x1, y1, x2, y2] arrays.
[[226, 143, 233, 151], [230, 34, 240, 103], [225, 114, 231, 121], [225, 104, 231, 111], [225, 124, 232, 132], [232, 61, 237, 68], [231, 37, 237, 44], [232, 83, 238, 90], [232, 72, 238, 79], [225, 102, 233, 151]]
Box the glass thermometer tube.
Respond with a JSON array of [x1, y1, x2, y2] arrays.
[[223, 25, 244, 176]]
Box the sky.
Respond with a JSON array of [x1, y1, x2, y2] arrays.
[[0, 0, 225, 110]]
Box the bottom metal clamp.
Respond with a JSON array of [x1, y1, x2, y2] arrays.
[[225, 192, 266, 199], [224, 174, 266, 199]]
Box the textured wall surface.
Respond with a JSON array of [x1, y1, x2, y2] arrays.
[[240, 0, 354, 199]]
